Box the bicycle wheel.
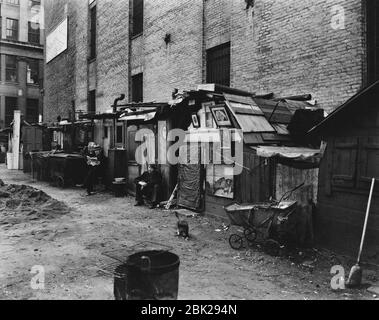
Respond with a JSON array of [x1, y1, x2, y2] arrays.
[[229, 234, 243, 250]]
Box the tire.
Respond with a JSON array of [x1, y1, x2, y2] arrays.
[[244, 228, 257, 245], [229, 234, 244, 250]]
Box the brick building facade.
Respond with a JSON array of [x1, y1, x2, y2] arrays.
[[0, 0, 44, 129], [43, 0, 377, 124]]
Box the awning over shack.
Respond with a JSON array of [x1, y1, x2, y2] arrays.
[[253, 146, 321, 169], [254, 146, 320, 160], [119, 109, 157, 122]]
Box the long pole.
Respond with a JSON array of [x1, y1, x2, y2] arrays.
[[357, 178, 375, 264]]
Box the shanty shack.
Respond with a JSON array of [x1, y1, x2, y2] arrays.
[[173, 84, 322, 240], [309, 80, 379, 261]]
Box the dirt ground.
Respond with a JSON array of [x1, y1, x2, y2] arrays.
[[0, 164, 377, 300]]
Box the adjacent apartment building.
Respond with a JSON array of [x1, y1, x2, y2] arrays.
[[43, 0, 379, 134], [0, 0, 44, 128]]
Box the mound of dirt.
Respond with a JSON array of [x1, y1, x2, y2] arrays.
[[0, 184, 70, 226]]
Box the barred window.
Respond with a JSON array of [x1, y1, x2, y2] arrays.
[[206, 43, 231, 87]]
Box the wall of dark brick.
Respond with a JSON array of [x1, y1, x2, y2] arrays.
[[143, 0, 204, 102], [44, 0, 76, 123], [231, 0, 365, 113]]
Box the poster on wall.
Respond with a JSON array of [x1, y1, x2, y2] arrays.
[[206, 165, 234, 199]]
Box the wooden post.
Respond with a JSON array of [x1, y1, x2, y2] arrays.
[[13, 110, 21, 170]]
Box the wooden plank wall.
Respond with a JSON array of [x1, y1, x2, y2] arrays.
[[237, 149, 272, 204], [275, 164, 319, 205]]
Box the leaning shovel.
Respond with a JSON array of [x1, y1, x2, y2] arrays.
[[346, 178, 376, 288]]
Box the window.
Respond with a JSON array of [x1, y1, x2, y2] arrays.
[[6, 18, 19, 41], [28, 0, 41, 7], [367, 0, 379, 84], [26, 99, 39, 124], [6, 56, 18, 82], [27, 59, 39, 84], [5, 97, 18, 127], [331, 137, 359, 188], [28, 21, 40, 44], [131, 73, 143, 103], [206, 42, 231, 87], [116, 125, 123, 145], [6, 0, 20, 4], [89, 5, 97, 60], [88, 90, 96, 113], [132, 0, 143, 37]]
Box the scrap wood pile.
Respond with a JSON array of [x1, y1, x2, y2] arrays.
[[0, 179, 69, 226]]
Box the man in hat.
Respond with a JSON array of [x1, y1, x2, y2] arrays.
[[134, 164, 162, 209], [84, 142, 103, 196]]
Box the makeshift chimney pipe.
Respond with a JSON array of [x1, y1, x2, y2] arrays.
[[113, 94, 126, 113]]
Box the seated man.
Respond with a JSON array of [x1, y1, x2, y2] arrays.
[[134, 164, 162, 209]]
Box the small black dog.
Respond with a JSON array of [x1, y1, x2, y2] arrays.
[[175, 211, 189, 240]]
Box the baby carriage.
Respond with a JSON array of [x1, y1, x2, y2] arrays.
[[224, 183, 304, 253]]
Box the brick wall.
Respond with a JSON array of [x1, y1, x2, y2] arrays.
[[231, 0, 365, 113], [143, 0, 204, 102], [44, 0, 367, 121], [44, 0, 77, 123], [96, 0, 130, 113]]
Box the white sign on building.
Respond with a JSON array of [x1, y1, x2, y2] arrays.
[[46, 18, 68, 63]]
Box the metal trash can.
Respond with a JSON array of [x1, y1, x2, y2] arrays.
[[114, 250, 180, 300]]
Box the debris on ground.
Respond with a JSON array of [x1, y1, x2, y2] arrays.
[[0, 184, 70, 225], [367, 285, 379, 296], [215, 223, 230, 232]]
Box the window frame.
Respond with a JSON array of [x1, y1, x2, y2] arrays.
[[26, 98, 39, 124], [28, 21, 40, 44], [131, 73, 143, 103], [206, 42, 231, 87], [26, 59, 40, 85], [88, 90, 96, 114], [5, 97, 18, 127], [89, 4, 97, 60], [131, 0, 144, 37], [5, 55, 18, 83], [6, 18, 19, 41]]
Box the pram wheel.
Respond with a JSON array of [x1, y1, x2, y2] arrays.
[[244, 228, 257, 245], [229, 234, 243, 250]]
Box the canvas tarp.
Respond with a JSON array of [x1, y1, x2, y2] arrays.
[[177, 163, 202, 211], [254, 146, 321, 161]]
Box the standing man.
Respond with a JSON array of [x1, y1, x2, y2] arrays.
[[84, 142, 102, 196], [134, 164, 162, 209]]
